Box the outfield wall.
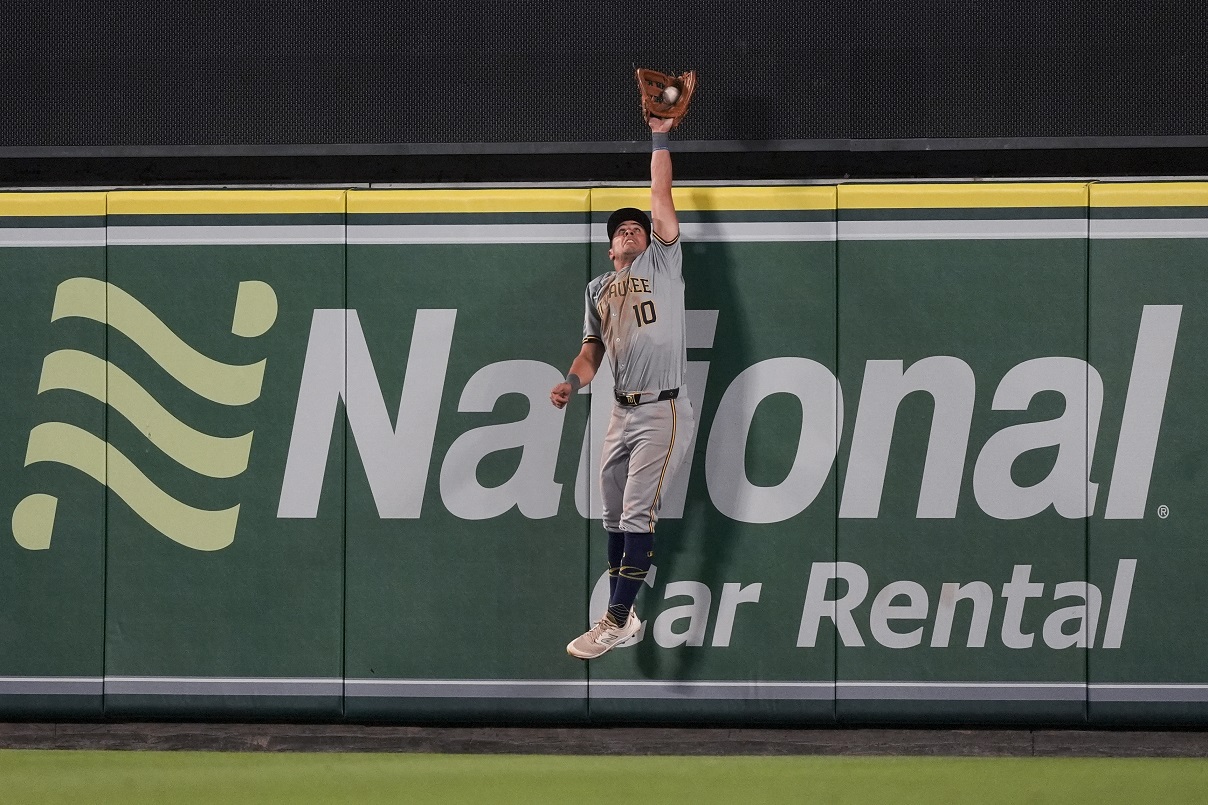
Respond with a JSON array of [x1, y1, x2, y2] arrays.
[[1, 183, 1206, 725]]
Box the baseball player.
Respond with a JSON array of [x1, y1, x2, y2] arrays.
[[551, 115, 696, 659]]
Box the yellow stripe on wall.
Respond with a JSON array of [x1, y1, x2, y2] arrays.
[[349, 189, 590, 214], [592, 186, 836, 212], [19, 183, 1203, 218], [840, 183, 1090, 209], [109, 190, 347, 215], [1091, 182, 1208, 207], [0, 193, 106, 217]]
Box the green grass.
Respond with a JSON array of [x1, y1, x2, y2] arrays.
[[2, 751, 1208, 804]]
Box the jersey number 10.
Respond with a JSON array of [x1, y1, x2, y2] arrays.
[[632, 301, 657, 327]]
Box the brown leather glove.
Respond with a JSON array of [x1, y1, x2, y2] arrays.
[[634, 68, 697, 129]]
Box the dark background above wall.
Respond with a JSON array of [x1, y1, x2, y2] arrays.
[[3, 1, 1206, 183]]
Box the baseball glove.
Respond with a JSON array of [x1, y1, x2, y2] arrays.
[[635, 68, 697, 128]]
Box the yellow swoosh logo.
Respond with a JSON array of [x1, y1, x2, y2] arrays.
[[52, 277, 267, 405], [23, 422, 239, 551], [11, 279, 276, 552], [38, 349, 253, 479]]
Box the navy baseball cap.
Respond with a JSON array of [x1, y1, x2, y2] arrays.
[[607, 207, 652, 241]]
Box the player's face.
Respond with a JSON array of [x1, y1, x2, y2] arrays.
[[610, 221, 648, 261]]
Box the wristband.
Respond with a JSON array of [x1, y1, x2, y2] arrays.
[[566, 373, 582, 392], [652, 131, 670, 152]]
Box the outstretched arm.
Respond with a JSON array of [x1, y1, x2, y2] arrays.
[[649, 117, 678, 243], [550, 341, 606, 409]]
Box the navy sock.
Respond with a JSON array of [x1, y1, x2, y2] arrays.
[[607, 532, 654, 626], [606, 531, 625, 599]]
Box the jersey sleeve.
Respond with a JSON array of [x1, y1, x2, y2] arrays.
[[582, 281, 603, 345], [648, 230, 683, 277]]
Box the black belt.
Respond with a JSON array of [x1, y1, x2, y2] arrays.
[[615, 388, 679, 406]]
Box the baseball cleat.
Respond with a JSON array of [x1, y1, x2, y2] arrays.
[[566, 609, 641, 659]]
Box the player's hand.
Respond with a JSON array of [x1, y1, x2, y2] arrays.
[[648, 116, 674, 134], [550, 382, 573, 409]]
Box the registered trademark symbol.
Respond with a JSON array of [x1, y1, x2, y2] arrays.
[[1157, 505, 1170, 519]]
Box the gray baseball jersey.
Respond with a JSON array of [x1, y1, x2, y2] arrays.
[[583, 233, 686, 395]]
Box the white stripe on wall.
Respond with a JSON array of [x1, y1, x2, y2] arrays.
[[103, 676, 343, 696], [5, 677, 1208, 703], [840, 219, 1088, 241], [345, 679, 587, 699], [0, 676, 104, 695], [107, 226, 345, 245], [17, 219, 1179, 248], [589, 680, 834, 700], [1090, 219, 1208, 239], [1089, 684, 1208, 702], [0, 229, 106, 248], [837, 681, 1086, 701]]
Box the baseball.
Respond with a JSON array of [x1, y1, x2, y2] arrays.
[[662, 85, 680, 103]]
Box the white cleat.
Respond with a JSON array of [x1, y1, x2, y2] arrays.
[[566, 610, 641, 660]]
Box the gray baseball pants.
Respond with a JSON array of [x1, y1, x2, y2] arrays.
[[600, 396, 695, 533]]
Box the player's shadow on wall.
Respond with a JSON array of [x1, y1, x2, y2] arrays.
[[633, 208, 745, 687]]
